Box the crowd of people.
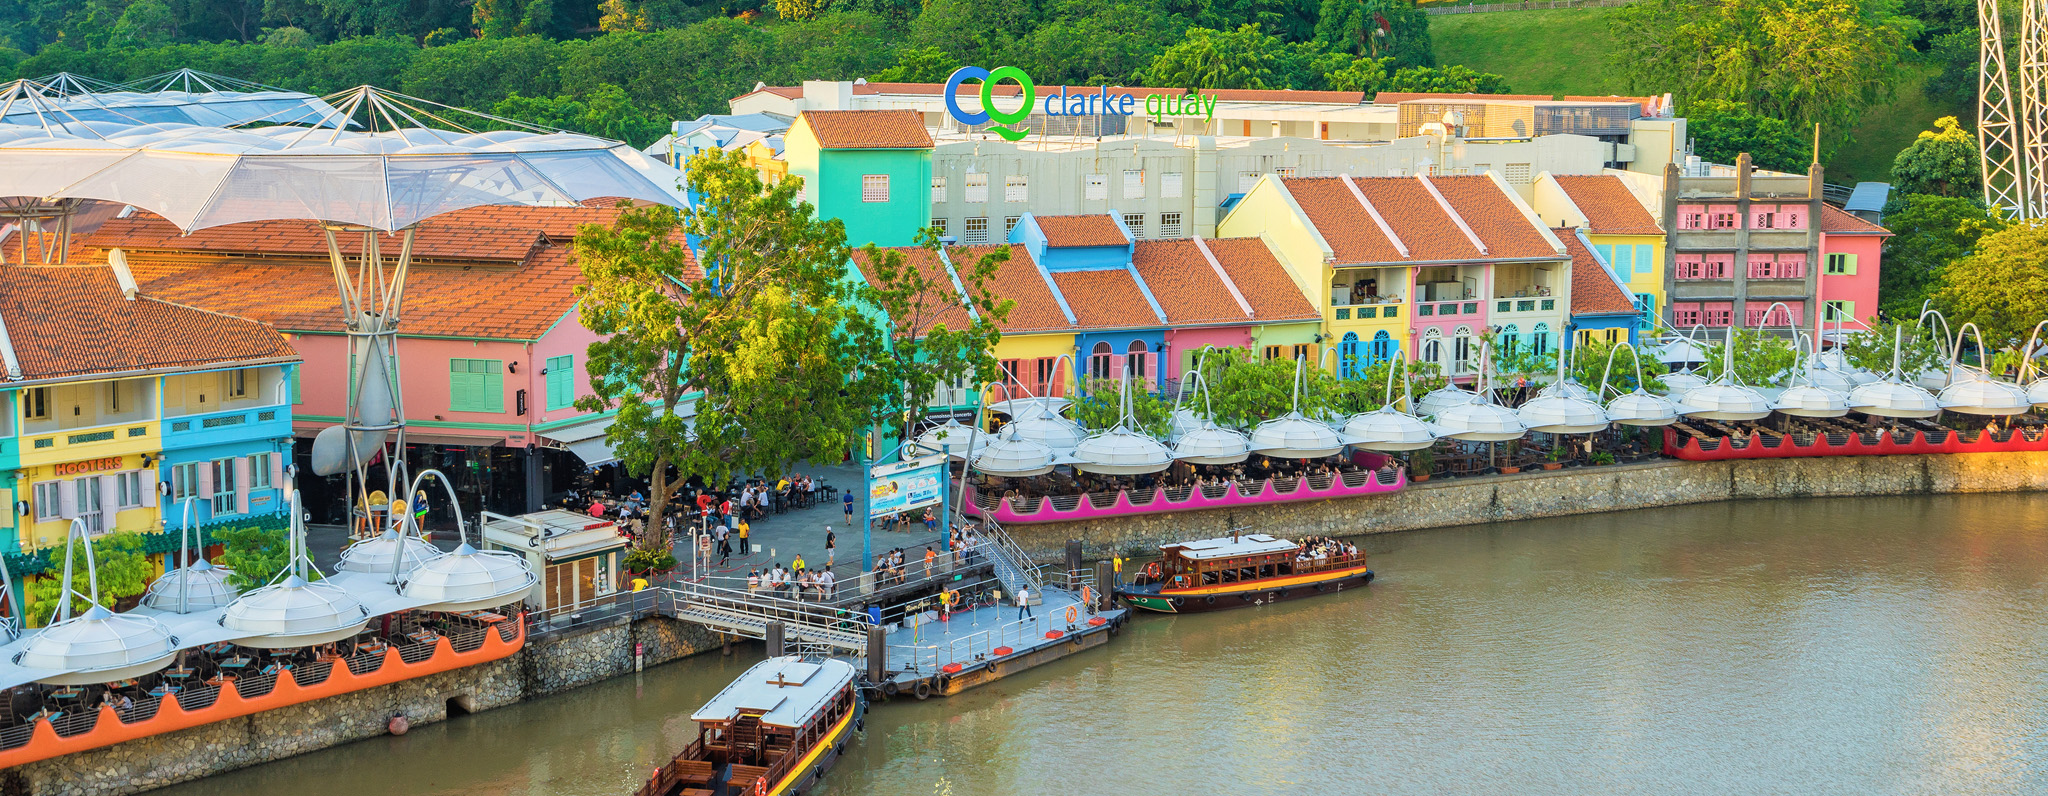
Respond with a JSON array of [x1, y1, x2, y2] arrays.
[[1295, 535, 1361, 565], [980, 454, 1396, 505], [747, 557, 839, 602]]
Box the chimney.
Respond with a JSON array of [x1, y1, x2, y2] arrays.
[[108, 248, 138, 300]]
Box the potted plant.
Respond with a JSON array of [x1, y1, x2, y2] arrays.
[[1543, 445, 1567, 470], [624, 547, 678, 576], [1589, 451, 1617, 466], [1406, 447, 1433, 482]]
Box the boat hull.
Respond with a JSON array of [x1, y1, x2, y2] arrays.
[[1117, 566, 1374, 614], [766, 696, 864, 796]]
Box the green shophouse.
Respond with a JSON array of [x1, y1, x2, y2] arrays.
[[782, 109, 934, 249]]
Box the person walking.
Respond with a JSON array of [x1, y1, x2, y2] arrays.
[[843, 490, 855, 525], [923, 545, 938, 578], [1016, 586, 1034, 621], [825, 528, 836, 568], [713, 523, 732, 566]]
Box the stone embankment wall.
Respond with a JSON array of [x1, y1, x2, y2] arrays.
[[6, 616, 726, 796], [1004, 452, 2048, 561]]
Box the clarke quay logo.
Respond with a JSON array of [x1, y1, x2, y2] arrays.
[[943, 66, 1218, 143]]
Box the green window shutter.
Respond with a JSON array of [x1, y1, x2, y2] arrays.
[[484, 360, 504, 413], [450, 359, 491, 412], [289, 366, 302, 404], [546, 355, 574, 410], [1839, 253, 1857, 275], [449, 359, 472, 412], [1635, 244, 1654, 273]]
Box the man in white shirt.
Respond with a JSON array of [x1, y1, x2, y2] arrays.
[[1016, 586, 1034, 620]]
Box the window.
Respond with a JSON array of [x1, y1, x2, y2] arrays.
[[1034, 357, 1062, 397], [1609, 244, 1632, 275], [1127, 340, 1150, 385], [24, 387, 48, 420], [1682, 212, 1706, 229], [171, 462, 200, 503], [965, 173, 989, 203], [1089, 342, 1114, 381], [1162, 172, 1184, 199], [1531, 324, 1551, 357], [250, 453, 273, 489], [225, 369, 248, 399], [1292, 344, 1311, 361], [1161, 212, 1183, 238], [1005, 175, 1028, 203], [1338, 333, 1361, 379], [74, 478, 103, 532], [1702, 303, 1733, 327], [448, 359, 505, 413], [861, 174, 890, 203], [106, 381, 123, 413], [1369, 330, 1395, 365], [1123, 169, 1145, 199], [1123, 213, 1145, 238], [963, 216, 989, 244], [1278, 166, 1298, 178], [116, 471, 144, 509], [1504, 163, 1532, 184], [1004, 216, 1021, 236], [1499, 324, 1521, 354], [1263, 345, 1283, 361], [1634, 293, 1656, 322], [1422, 330, 1444, 366], [1746, 303, 1801, 327], [1634, 244, 1654, 274], [210, 458, 236, 515], [1711, 211, 1738, 229], [1754, 209, 1775, 229], [1237, 172, 1259, 193], [1453, 327, 1474, 373], [931, 176, 947, 203], [1825, 253, 1857, 275], [546, 354, 575, 410], [289, 367, 302, 404], [33, 481, 61, 521], [1824, 300, 1857, 323], [1672, 302, 1701, 327], [1085, 173, 1107, 201], [932, 217, 948, 237]]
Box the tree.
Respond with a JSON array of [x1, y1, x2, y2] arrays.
[[1878, 193, 1999, 320], [1567, 336, 1670, 394], [1071, 378, 1176, 436], [851, 229, 1013, 444], [1839, 317, 1947, 375], [261, 26, 316, 47], [1141, 24, 1286, 90], [1698, 326, 1799, 385], [869, 46, 955, 83], [1890, 116, 1980, 198], [599, 0, 651, 31], [576, 151, 877, 551], [216, 524, 294, 591], [1313, 0, 1431, 67], [1935, 221, 2048, 349], [1610, 0, 1910, 148], [1319, 55, 1509, 94], [1684, 99, 1809, 173], [110, 0, 181, 47], [26, 533, 154, 625]]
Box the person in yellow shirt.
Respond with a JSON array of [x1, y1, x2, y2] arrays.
[[792, 553, 807, 574]]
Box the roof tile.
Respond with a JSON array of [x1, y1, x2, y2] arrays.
[[1558, 230, 1639, 317], [1050, 269, 1154, 329], [1283, 175, 1560, 264], [1198, 238, 1319, 322], [1035, 215, 1128, 248], [0, 267, 297, 382], [1820, 204, 1891, 235], [797, 110, 933, 149], [1129, 240, 1246, 325], [1552, 175, 1662, 235]]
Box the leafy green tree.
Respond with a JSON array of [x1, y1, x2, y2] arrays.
[[775, 0, 832, 22], [600, 0, 651, 31], [1839, 317, 1947, 375], [110, 0, 181, 46], [1318, 55, 1508, 94], [1878, 193, 1999, 320], [261, 26, 317, 47], [1610, 0, 1910, 148], [851, 228, 1013, 444], [216, 524, 294, 591], [1935, 221, 2048, 349], [26, 533, 154, 625], [870, 45, 955, 83], [1684, 99, 1809, 173], [1071, 378, 1176, 436], [1890, 116, 1980, 198], [1002, 0, 1188, 86], [1568, 336, 1669, 394], [1313, 0, 1431, 67], [1142, 24, 1286, 90], [1698, 326, 1799, 385]]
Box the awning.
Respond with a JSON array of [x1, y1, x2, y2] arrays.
[[541, 416, 618, 467]]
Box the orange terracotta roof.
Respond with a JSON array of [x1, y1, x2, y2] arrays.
[[1558, 230, 1639, 317], [1285, 176, 1560, 265], [1552, 175, 1662, 235], [1130, 240, 1247, 325], [1820, 205, 1891, 235], [1198, 237, 1320, 322], [69, 204, 694, 341], [1281, 178, 1404, 264], [0, 266, 297, 383], [1050, 269, 1156, 329], [1427, 176, 1561, 258], [1347, 177, 1480, 261], [1374, 92, 1554, 105], [962, 244, 1069, 334], [1035, 215, 1128, 248], [797, 110, 933, 149], [849, 245, 975, 337]]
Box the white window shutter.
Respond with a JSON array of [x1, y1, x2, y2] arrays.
[[235, 457, 252, 515], [141, 470, 158, 508], [272, 453, 287, 493], [99, 476, 118, 527], [197, 463, 214, 503], [58, 479, 76, 519]]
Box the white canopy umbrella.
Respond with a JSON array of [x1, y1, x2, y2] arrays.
[[1847, 326, 1943, 418], [1433, 342, 1527, 442], [1677, 331, 1772, 421], [2019, 321, 2048, 409], [1416, 384, 1478, 417], [971, 425, 1056, 477], [1771, 335, 1850, 418], [1656, 334, 1710, 368], [1173, 424, 1254, 464], [337, 529, 444, 576], [20, 521, 179, 685], [1073, 369, 1174, 475], [222, 491, 371, 648], [1007, 411, 1088, 452], [404, 542, 539, 612], [1936, 323, 2032, 415], [911, 418, 989, 461], [142, 498, 239, 613], [1593, 342, 1679, 426], [1344, 355, 1439, 451], [987, 396, 1069, 420], [1248, 358, 1346, 458], [1657, 371, 1707, 395], [1518, 350, 1608, 434]]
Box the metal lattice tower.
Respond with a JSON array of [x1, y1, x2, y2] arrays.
[[2018, 0, 2048, 217], [1983, 0, 2026, 217]]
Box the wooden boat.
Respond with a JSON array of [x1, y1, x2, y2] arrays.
[[636, 656, 865, 796], [1114, 533, 1373, 614]]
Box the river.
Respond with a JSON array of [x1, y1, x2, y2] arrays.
[[152, 494, 2048, 795]]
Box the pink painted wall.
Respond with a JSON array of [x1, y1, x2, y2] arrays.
[[531, 304, 606, 426], [288, 333, 534, 444], [1820, 233, 1883, 327], [1163, 326, 1253, 380]]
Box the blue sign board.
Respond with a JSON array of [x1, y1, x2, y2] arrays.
[[868, 454, 947, 519]]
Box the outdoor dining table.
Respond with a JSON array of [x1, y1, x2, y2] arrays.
[[219, 657, 253, 670], [162, 667, 196, 680], [48, 686, 82, 700], [454, 610, 507, 623], [27, 708, 61, 722], [261, 663, 293, 676], [358, 640, 390, 654], [104, 679, 139, 690], [406, 630, 440, 645], [148, 685, 182, 698], [201, 642, 234, 655]]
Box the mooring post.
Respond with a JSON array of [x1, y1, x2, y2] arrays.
[[764, 621, 785, 657], [1094, 560, 1116, 609], [866, 625, 887, 684], [1065, 539, 1084, 589]]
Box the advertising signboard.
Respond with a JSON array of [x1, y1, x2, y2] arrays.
[[868, 453, 947, 518]]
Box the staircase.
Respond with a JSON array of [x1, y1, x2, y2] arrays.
[[977, 518, 1046, 602]]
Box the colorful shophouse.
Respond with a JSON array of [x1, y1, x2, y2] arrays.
[[1216, 173, 1572, 377], [73, 203, 690, 525], [783, 109, 933, 249], [1817, 205, 1889, 327], [0, 264, 298, 614], [1533, 173, 1665, 328], [1557, 229, 1648, 346]]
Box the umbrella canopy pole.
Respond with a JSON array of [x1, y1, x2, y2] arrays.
[[324, 225, 417, 540]]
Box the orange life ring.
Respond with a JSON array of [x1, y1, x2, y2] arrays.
[[1172, 574, 1190, 589], [753, 775, 768, 796], [1142, 561, 1162, 581], [1065, 605, 1078, 623], [1080, 585, 1093, 606]]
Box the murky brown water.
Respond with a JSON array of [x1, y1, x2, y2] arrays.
[[154, 494, 2048, 795]]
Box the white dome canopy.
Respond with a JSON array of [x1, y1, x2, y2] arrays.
[[336, 530, 444, 576], [1807, 366, 1856, 394], [2027, 378, 2048, 408], [1516, 393, 1610, 434], [1006, 413, 1088, 452], [1772, 385, 1850, 418], [141, 558, 239, 612], [971, 427, 1056, 477], [1676, 383, 1773, 420], [911, 418, 988, 461], [1937, 372, 2032, 416], [1416, 385, 1478, 417], [403, 543, 539, 612], [1433, 401, 1527, 441], [987, 396, 1069, 420], [18, 605, 179, 685], [1847, 380, 1942, 418], [1167, 406, 1208, 441], [1343, 407, 1438, 451], [1656, 372, 1708, 396], [1171, 423, 1253, 464], [1605, 390, 1680, 426], [1547, 378, 1599, 404], [1249, 413, 1346, 459], [1072, 427, 1174, 474], [1657, 336, 1710, 366], [222, 575, 372, 648]]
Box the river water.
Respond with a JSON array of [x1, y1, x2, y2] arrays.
[[155, 494, 2048, 796]]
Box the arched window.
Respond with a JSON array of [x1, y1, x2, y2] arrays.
[[1339, 332, 1362, 379], [1498, 324, 1520, 356], [1531, 323, 1551, 358], [1453, 325, 1474, 375], [1422, 328, 1443, 367], [1126, 339, 1151, 388], [1089, 341, 1114, 383], [1369, 330, 1394, 365]]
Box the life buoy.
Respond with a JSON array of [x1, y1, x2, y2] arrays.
[[1065, 605, 1078, 623], [1142, 561, 1161, 581], [1172, 575, 1190, 589], [753, 775, 768, 796], [914, 679, 932, 700], [1080, 585, 1094, 608]]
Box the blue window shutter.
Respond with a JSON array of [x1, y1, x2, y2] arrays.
[[1635, 244, 1654, 273]]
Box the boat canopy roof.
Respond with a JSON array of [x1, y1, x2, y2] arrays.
[[690, 656, 855, 729], [1161, 534, 1299, 560]]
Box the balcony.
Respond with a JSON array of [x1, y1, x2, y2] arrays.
[[163, 405, 290, 446], [1331, 298, 1403, 322], [22, 421, 153, 460], [1415, 300, 1482, 319]]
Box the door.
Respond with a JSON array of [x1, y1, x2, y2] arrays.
[[74, 477, 104, 533]]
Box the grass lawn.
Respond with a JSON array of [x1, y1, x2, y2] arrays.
[[1432, 8, 1969, 185]]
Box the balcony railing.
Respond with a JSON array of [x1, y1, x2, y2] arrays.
[[1333, 301, 1403, 321], [1492, 298, 1557, 313], [165, 405, 289, 436], [1415, 300, 1481, 318], [23, 420, 153, 454]]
